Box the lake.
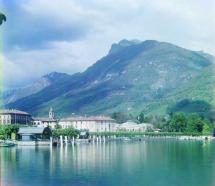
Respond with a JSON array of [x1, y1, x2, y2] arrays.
[[1, 140, 215, 186]]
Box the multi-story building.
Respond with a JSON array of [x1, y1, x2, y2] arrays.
[[32, 107, 118, 132], [59, 116, 118, 132], [0, 109, 32, 125]]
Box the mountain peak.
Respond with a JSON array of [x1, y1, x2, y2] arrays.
[[43, 72, 70, 81], [141, 39, 159, 45], [118, 39, 141, 46], [109, 39, 141, 54], [108, 39, 159, 55]]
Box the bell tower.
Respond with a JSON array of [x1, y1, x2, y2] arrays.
[[49, 107, 54, 119]]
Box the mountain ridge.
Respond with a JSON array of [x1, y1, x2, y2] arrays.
[[4, 39, 215, 117]]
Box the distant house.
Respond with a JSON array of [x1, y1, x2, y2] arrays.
[[0, 109, 32, 125], [17, 127, 52, 141], [118, 121, 154, 132], [59, 116, 118, 132]]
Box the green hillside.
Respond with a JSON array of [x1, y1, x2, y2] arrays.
[[142, 66, 215, 118], [5, 39, 215, 118]]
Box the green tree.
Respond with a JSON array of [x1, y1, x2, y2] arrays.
[[186, 114, 204, 133], [0, 125, 26, 140], [137, 112, 146, 123], [202, 119, 213, 135], [55, 123, 62, 129], [0, 126, 5, 139], [0, 12, 6, 25], [52, 127, 79, 138], [147, 114, 166, 129], [166, 112, 187, 132], [111, 112, 131, 123], [202, 123, 210, 135]]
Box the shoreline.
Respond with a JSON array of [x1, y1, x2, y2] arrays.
[[11, 135, 214, 146]]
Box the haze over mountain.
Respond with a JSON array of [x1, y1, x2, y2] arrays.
[[3, 72, 71, 105], [4, 39, 215, 117]]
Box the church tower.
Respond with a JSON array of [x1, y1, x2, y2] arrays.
[[49, 107, 54, 119]]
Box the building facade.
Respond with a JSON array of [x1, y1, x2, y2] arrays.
[[0, 109, 32, 125], [33, 117, 57, 129], [33, 107, 58, 129], [32, 107, 117, 132], [118, 121, 154, 132], [59, 116, 117, 132], [17, 127, 52, 141]]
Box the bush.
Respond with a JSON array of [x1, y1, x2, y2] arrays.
[[52, 127, 79, 138]]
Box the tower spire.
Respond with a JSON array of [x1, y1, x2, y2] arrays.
[[49, 107, 54, 119]]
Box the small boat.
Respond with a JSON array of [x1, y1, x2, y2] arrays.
[[0, 141, 16, 147], [121, 137, 131, 141]]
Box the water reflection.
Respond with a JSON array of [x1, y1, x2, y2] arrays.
[[1, 141, 215, 186]]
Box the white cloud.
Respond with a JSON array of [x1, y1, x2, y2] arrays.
[[21, 0, 101, 28], [2, 0, 215, 88], [1, 54, 30, 89], [4, 38, 107, 88]]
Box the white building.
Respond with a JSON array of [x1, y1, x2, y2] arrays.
[[33, 117, 57, 129], [0, 109, 32, 125], [33, 108, 58, 129], [118, 121, 154, 132], [59, 116, 118, 132]]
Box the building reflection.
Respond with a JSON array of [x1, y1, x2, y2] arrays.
[[1, 141, 215, 186], [47, 141, 149, 177]]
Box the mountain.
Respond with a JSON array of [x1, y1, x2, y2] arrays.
[[5, 39, 215, 117], [143, 65, 215, 118], [109, 39, 141, 54], [3, 72, 72, 105]]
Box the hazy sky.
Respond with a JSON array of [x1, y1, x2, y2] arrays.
[[1, 0, 215, 88]]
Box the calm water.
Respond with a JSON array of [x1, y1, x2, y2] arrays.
[[1, 140, 215, 186]]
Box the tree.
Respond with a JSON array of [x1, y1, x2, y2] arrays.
[[0, 13, 6, 25], [0, 125, 22, 139], [186, 114, 204, 133], [202, 119, 213, 135], [137, 112, 146, 123], [52, 127, 79, 138], [137, 112, 150, 123], [147, 114, 166, 129], [202, 123, 210, 135], [55, 123, 62, 129], [166, 112, 187, 132], [111, 112, 131, 123], [0, 126, 5, 139]]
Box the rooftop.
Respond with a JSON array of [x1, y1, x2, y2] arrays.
[[0, 109, 30, 115], [18, 127, 46, 134], [119, 122, 154, 129], [32, 117, 57, 122], [61, 116, 115, 122]]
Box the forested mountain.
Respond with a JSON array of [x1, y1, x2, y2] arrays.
[[5, 39, 215, 117]]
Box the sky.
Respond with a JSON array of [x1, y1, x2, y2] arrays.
[[0, 0, 215, 89]]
